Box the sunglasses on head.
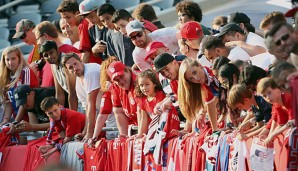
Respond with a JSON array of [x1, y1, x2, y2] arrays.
[[275, 34, 289, 46], [129, 32, 143, 40]]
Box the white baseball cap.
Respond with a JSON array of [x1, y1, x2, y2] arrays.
[[126, 20, 145, 36]]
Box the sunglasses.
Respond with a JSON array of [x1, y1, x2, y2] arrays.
[[19, 32, 26, 39], [129, 32, 143, 40], [274, 34, 289, 46]]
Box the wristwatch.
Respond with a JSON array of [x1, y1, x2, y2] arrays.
[[170, 95, 176, 103]]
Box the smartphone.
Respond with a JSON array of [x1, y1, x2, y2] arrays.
[[99, 40, 107, 45]]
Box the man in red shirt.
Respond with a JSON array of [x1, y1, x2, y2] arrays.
[[57, 0, 101, 64], [107, 61, 139, 136]]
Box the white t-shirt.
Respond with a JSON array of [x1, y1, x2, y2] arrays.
[[246, 32, 267, 50], [228, 46, 251, 61], [76, 63, 101, 110], [250, 52, 275, 71], [198, 54, 212, 67], [133, 27, 180, 71]]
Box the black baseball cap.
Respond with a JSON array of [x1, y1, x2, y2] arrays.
[[228, 12, 250, 24], [153, 53, 175, 73], [217, 23, 244, 37], [14, 85, 32, 107]]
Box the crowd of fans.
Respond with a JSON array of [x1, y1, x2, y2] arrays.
[[0, 0, 298, 170]]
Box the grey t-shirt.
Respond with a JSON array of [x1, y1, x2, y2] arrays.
[[106, 29, 135, 67], [60, 142, 84, 171]]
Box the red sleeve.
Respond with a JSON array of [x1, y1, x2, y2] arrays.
[[136, 97, 145, 110], [111, 84, 122, 108], [65, 109, 86, 137], [40, 62, 54, 87], [202, 84, 215, 104], [99, 91, 113, 114], [78, 19, 92, 52], [282, 93, 294, 120]]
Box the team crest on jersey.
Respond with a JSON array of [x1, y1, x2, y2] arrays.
[[109, 67, 115, 74], [130, 97, 135, 105]]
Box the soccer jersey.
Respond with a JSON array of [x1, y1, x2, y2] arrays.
[[111, 72, 138, 125], [105, 138, 130, 171], [83, 139, 107, 171], [6, 66, 39, 116], [201, 67, 220, 104], [78, 19, 101, 64], [281, 93, 293, 120], [46, 107, 85, 144], [99, 91, 112, 114], [137, 90, 166, 119]]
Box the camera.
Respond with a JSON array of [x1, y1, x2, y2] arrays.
[[35, 58, 46, 71]]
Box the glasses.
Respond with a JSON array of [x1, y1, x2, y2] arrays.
[[36, 34, 44, 41], [129, 32, 143, 40], [274, 34, 289, 46]]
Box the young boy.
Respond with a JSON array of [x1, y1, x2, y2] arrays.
[[38, 97, 86, 158], [227, 83, 272, 140], [256, 77, 292, 146], [57, 0, 101, 64]]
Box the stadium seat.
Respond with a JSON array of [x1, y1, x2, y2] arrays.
[[16, 4, 40, 13], [0, 18, 8, 28], [142, 0, 174, 10], [46, 13, 61, 22], [19, 44, 33, 54], [40, 0, 62, 17], [0, 27, 9, 40], [8, 13, 41, 29], [0, 39, 11, 50], [109, 0, 140, 9]]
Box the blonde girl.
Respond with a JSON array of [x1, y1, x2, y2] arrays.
[[0, 46, 38, 126], [178, 58, 220, 131]]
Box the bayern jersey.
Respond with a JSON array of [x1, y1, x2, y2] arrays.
[[7, 66, 38, 115]]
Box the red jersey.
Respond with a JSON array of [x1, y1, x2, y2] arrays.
[[83, 139, 107, 171], [105, 138, 130, 171], [49, 108, 85, 138], [7, 66, 38, 116], [59, 44, 80, 54], [201, 67, 220, 104], [170, 80, 178, 95], [78, 19, 101, 64], [111, 72, 138, 125], [99, 91, 112, 114], [39, 62, 54, 87], [281, 93, 293, 120], [137, 91, 166, 119]]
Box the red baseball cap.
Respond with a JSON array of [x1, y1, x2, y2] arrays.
[[107, 61, 126, 81], [145, 41, 166, 61], [143, 20, 158, 33], [285, 6, 298, 17], [176, 21, 203, 40]]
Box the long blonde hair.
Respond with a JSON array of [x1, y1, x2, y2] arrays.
[[100, 56, 118, 92], [177, 58, 203, 122], [0, 46, 28, 94]]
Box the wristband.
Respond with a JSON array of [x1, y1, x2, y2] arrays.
[[170, 95, 176, 103]]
